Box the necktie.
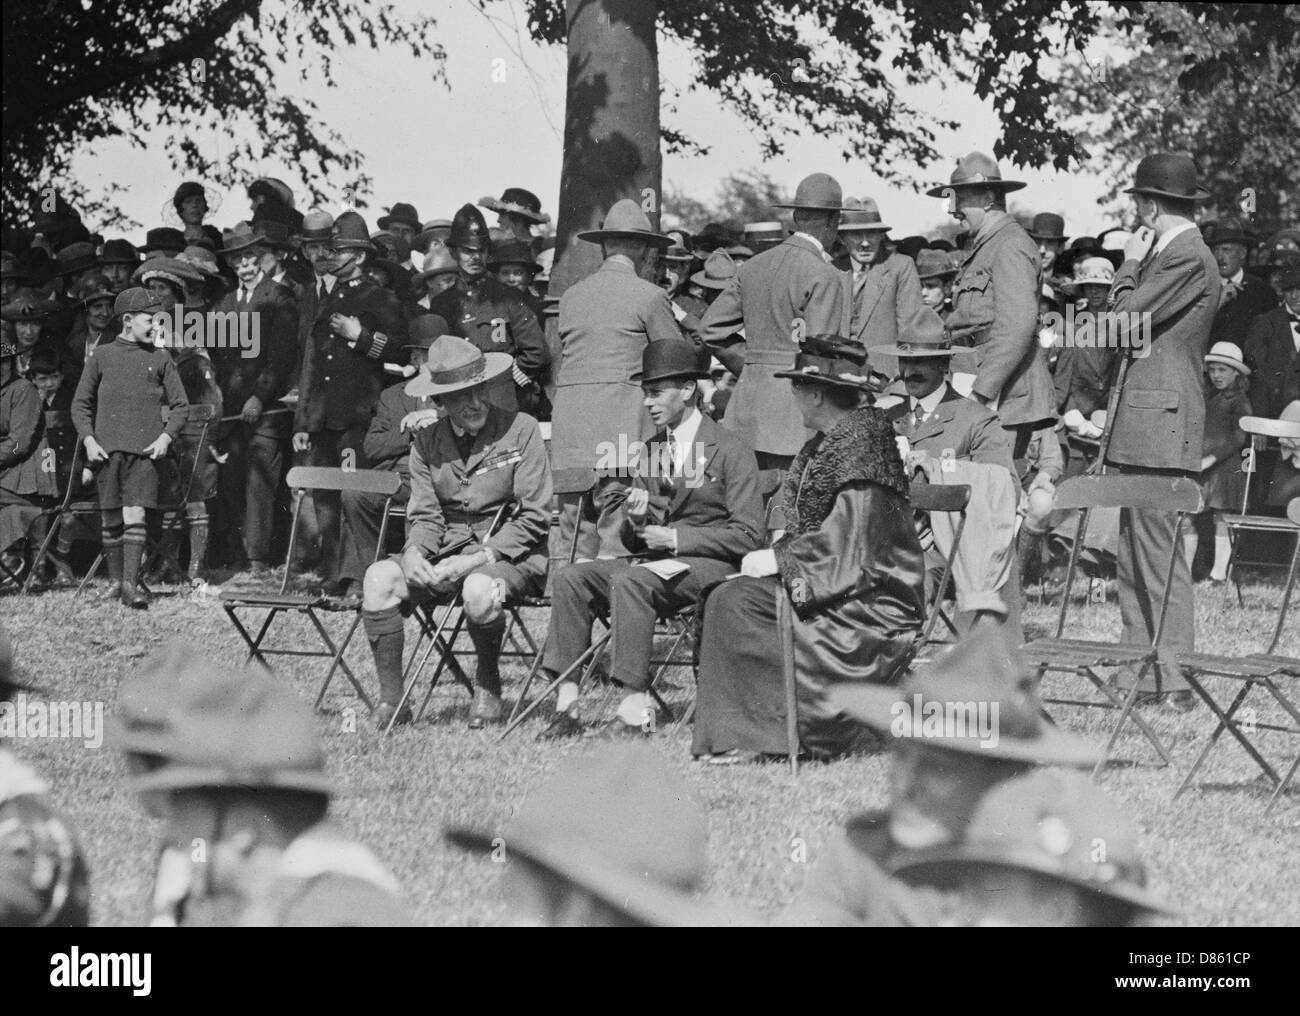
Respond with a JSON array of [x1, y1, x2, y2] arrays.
[[912, 401, 925, 430], [318, 281, 327, 301], [665, 433, 678, 478]]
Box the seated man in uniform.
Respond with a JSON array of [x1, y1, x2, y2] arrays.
[[540, 339, 762, 740], [361, 336, 551, 730]]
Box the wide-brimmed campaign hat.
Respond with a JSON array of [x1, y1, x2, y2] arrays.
[[415, 246, 459, 282], [891, 770, 1174, 917], [1028, 213, 1067, 241], [690, 249, 738, 291], [578, 199, 671, 247], [405, 334, 512, 398], [829, 626, 1101, 767], [774, 334, 877, 392], [377, 201, 421, 232], [331, 210, 376, 252], [1060, 256, 1116, 293], [446, 744, 736, 927], [915, 249, 958, 281], [403, 314, 451, 352], [867, 310, 977, 369], [631, 339, 710, 384], [1124, 153, 1211, 201], [479, 188, 550, 225], [488, 238, 542, 273], [838, 197, 890, 233], [926, 152, 1025, 197], [220, 222, 268, 255], [1204, 341, 1250, 376], [772, 173, 854, 212]]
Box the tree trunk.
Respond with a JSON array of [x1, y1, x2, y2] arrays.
[[545, 0, 662, 390]]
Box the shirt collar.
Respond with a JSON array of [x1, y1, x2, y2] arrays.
[[1222, 268, 1244, 286], [669, 407, 703, 450], [914, 382, 948, 417], [1154, 220, 1197, 254]]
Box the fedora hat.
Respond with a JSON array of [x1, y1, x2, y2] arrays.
[[415, 245, 459, 282], [690, 250, 738, 291], [772, 172, 853, 212], [926, 151, 1025, 197], [414, 218, 454, 253], [1204, 341, 1250, 376], [830, 626, 1101, 767], [774, 334, 878, 392], [479, 188, 550, 225], [448, 204, 491, 251], [142, 227, 186, 256], [405, 334, 512, 399], [112, 643, 332, 796], [220, 222, 268, 255], [377, 201, 421, 232], [297, 211, 335, 242], [447, 743, 733, 927], [1060, 256, 1116, 293], [578, 199, 671, 247], [1028, 213, 1067, 241], [403, 314, 451, 352], [1124, 153, 1211, 201], [0, 288, 57, 322], [891, 770, 1174, 917], [1205, 218, 1253, 249], [488, 238, 542, 273], [837, 197, 890, 233], [55, 242, 99, 277], [915, 249, 958, 282], [631, 339, 709, 384], [331, 210, 376, 252]]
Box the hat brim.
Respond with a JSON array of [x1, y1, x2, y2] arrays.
[[867, 345, 980, 370], [56, 259, 99, 277], [689, 271, 730, 290], [416, 265, 459, 282], [479, 200, 550, 225], [376, 216, 421, 232], [829, 683, 1103, 768], [772, 367, 878, 391], [1059, 277, 1116, 293], [129, 763, 333, 796], [839, 223, 892, 234], [631, 367, 709, 384], [1123, 185, 1213, 201], [576, 228, 672, 248], [1204, 355, 1250, 375], [770, 201, 856, 212], [916, 270, 958, 282], [404, 352, 514, 398], [925, 180, 1027, 198], [445, 826, 742, 927]]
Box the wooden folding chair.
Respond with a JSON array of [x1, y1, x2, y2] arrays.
[[1022, 473, 1203, 776], [1224, 416, 1300, 606], [219, 466, 401, 712], [910, 482, 972, 656], [1175, 498, 1300, 813]]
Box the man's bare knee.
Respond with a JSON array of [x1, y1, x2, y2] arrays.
[[462, 571, 503, 625], [363, 559, 405, 610]]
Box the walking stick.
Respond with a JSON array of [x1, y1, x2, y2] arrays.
[[776, 587, 800, 776], [1090, 351, 1133, 477]]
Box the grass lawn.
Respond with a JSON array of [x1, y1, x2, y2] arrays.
[[3, 570, 1298, 926]]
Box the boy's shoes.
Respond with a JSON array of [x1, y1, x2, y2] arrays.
[[538, 709, 585, 740], [120, 582, 150, 610]]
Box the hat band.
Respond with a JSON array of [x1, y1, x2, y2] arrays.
[[429, 354, 488, 387], [796, 360, 870, 382], [895, 341, 952, 354]]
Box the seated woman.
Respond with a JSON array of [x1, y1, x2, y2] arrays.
[[360, 335, 552, 731], [692, 336, 926, 764]]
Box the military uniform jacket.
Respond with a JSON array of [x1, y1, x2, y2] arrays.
[[697, 235, 850, 456], [887, 385, 1017, 478], [1, 375, 42, 495], [295, 273, 408, 433], [1106, 227, 1220, 473], [210, 275, 299, 417], [947, 211, 1055, 429], [362, 380, 438, 477], [404, 406, 551, 568], [551, 258, 683, 471]]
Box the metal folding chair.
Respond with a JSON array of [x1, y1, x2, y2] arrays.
[[1224, 416, 1300, 606], [910, 482, 972, 656], [219, 466, 401, 712], [1175, 497, 1300, 813], [1022, 473, 1203, 776]]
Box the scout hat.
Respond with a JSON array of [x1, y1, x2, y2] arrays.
[[142, 227, 186, 256], [403, 314, 451, 352], [772, 172, 854, 212], [448, 204, 491, 251], [723, 243, 754, 262], [892, 770, 1174, 917], [447, 743, 728, 927], [479, 188, 550, 225], [1124, 153, 1211, 201], [690, 249, 738, 291], [774, 334, 878, 392], [99, 238, 141, 266], [915, 249, 958, 281], [743, 221, 786, 250], [297, 211, 335, 242], [1028, 213, 1067, 241], [837, 197, 890, 233], [1060, 256, 1116, 293], [331, 210, 376, 252], [220, 222, 268, 256], [829, 626, 1102, 767], [415, 246, 458, 282], [113, 643, 332, 796], [631, 339, 709, 384], [867, 309, 978, 371], [377, 201, 421, 232], [55, 242, 99, 277], [926, 152, 1025, 197], [405, 334, 512, 398], [1, 287, 57, 321], [577, 199, 671, 247], [488, 238, 542, 274], [1204, 341, 1250, 376], [414, 218, 454, 253], [72, 274, 116, 307]]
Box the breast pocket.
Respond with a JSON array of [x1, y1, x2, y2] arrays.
[[951, 268, 994, 333], [1126, 388, 1180, 412]]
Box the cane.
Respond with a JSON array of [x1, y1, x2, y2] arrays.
[[1090, 351, 1133, 477], [776, 588, 800, 776], [219, 407, 293, 424]]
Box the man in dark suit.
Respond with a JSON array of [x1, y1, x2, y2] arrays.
[[1207, 219, 1277, 346], [1244, 264, 1300, 420], [288, 211, 337, 397], [541, 340, 763, 740], [212, 223, 299, 573], [1105, 154, 1221, 710]]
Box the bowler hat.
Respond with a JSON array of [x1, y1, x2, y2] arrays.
[[377, 201, 421, 232], [55, 242, 99, 277], [1124, 153, 1211, 201], [0, 288, 57, 322], [488, 238, 542, 273], [829, 626, 1101, 767], [915, 249, 958, 281], [479, 188, 550, 225], [578, 199, 671, 248], [892, 770, 1174, 916], [112, 643, 332, 796], [774, 334, 878, 392], [403, 314, 451, 351], [631, 339, 709, 384], [415, 246, 458, 282], [838, 197, 890, 233], [926, 151, 1025, 197], [331, 210, 376, 252], [143, 227, 186, 256], [771, 172, 853, 212], [298, 211, 335, 242], [99, 239, 141, 266], [1204, 341, 1250, 376], [405, 334, 512, 399], [221, 222, 268, 255], [1028, 213, 1067, 241], [113, 287, 166, 318], [447, 744, 731, 927], [690, 250, 738, 291], [448, 204, 491, 251]]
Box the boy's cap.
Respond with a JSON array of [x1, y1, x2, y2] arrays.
[[113, 287, 165, 317]]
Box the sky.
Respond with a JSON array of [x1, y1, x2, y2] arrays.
[[70, 0, 1130, 243]]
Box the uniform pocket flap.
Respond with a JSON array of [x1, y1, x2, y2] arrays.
[[955, 268, 991, 293], [1127, 388, 1180, 411]]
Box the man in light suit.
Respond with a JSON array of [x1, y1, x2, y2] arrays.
[[1106, 153, 1221, 710], [552, 199, 683, 558], [541, 340, 763, 740], [929, 153, 1055, 469], [697, 173, 851, 470]]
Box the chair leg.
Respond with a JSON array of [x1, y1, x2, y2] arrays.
[[1174, 679, 1275, 799], [1265, 752, 1300, 816], [499, 632, 611, 739], [1087, 663, 1172, 777], [21, 514, 60, 595], [313, 610, 370, 712]]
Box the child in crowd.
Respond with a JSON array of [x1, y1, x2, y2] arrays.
[[1193, 342, 1253, 583]]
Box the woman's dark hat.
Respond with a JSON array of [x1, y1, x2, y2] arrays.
[[774, 334, 878, 391]]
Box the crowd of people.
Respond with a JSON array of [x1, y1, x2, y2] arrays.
[[3, 148, 1299, 926]]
